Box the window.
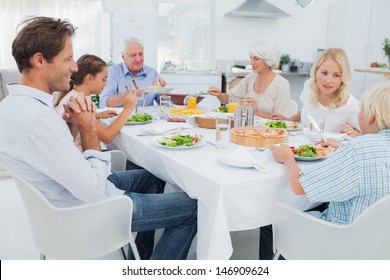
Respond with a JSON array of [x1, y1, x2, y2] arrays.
[[157, 0, 214, 71]]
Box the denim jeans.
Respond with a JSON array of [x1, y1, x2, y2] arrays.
[[108, 170, 197, 260]]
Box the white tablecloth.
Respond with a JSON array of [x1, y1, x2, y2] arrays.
[[104, 107, 320, 259]]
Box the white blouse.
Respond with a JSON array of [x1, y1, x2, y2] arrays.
[[300, 80, 360, 132], [227, 73, 291, 116]]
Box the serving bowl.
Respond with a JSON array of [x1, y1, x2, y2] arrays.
[[164, 93, 205, 105]]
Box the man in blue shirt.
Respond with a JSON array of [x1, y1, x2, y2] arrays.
[[99, 38, 166, 108], [260, 80, 390, 259]]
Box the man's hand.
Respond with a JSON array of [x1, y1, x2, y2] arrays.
[[63, 95, 96, 128], [63, 95, 100, 151]]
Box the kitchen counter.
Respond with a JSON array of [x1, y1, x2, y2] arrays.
[[161, 69, 222, 76], [354, 68, 390, 79]]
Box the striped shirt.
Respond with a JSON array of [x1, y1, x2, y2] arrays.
[[300, 129, 390, 225]]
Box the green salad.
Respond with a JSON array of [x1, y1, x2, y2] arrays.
[[159, 134, 200, 147], [294, 144, 317, 157], [265, 120, 287, 129], [127, 113, 153, 123], [212, 105, 228, 113]]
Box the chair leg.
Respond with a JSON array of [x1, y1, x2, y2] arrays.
[[40, 253, 46, 260], [272, 250, 281, 260], [120, 247, 127, 260]]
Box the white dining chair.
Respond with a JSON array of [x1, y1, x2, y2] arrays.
[[271, 195, 390, 260], [1, 159, 140, 260], [107, 149, 127, 172]]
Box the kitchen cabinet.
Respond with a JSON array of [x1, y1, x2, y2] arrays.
[[161, 71, 222, 94], [326, 0, 390, 99]]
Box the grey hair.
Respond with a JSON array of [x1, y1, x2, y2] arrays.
[[249, 37, 280, 68], [122, 37, 144, 55]]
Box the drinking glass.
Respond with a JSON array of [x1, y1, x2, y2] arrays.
[[136, 90, 145, 107], [228, 97, 239, 113], [216, 114, 231, 149], [187, 96, 197, 109], [159, 95, 171, 119]]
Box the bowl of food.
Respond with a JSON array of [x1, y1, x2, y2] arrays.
[[164, 93, 205, 105]]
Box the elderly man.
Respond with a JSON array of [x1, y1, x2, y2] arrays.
[[99, 38, 166, 108]]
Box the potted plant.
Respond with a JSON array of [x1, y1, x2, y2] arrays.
[[280, 54, 291, 72], [382, 38, 390, 69]]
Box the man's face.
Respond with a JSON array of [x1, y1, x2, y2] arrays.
[[45, 36, 78, 93], [122, 42, 144, 74]]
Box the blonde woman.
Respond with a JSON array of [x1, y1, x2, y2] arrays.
[[55, 54, 137, 151], [272, 48, 361, 137], [208, 37, 291, 119]]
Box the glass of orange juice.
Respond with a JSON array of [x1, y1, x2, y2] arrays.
[[228, 102, 239, 113], [187, 96, 197, 109]]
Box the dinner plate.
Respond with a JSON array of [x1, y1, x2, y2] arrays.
[[261, 120, 304, 131], [152, 135, 206, 149], [294, 155, 327, 161], [141, 87, 173, 93], [125, 120, 153, 125], [286, 122, 304, 131], [304, 131, 348, 141]]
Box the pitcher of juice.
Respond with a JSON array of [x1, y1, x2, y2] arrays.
[[187, 96, 197, 109]]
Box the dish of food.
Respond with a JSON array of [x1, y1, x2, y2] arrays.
[[141, 87, 173, 93], [126, 113, 153, 125], [169, 108, 205, 116], [152, 133, 206, 149], [212, 105, 228, 113], [231, 127, 287, 139], [291, 144, 333, 161], [264, 120, 303, 131]]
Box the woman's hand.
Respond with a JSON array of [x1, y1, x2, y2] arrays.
[[97, 110, 118, 119], [244, 96, 258, 109], [270, 113, 286, 120], [208, 86, 222, 97], [339, 123, 361, 138], [123, 91, 137, 110]]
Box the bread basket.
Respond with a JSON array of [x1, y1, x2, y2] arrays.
[[195, 116, 234, 129]]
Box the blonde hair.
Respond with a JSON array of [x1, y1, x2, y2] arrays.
[[309, 48, 351, 109], [361, 81, 390, 130], [249, 37, 280, 68]]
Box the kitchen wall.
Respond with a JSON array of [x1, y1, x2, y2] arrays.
[[213, 0, 331, 63]]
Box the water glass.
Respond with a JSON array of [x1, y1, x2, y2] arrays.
[[216, 115, 231, 149], [136, 90, 145, 107], [160, 95, 171, 118]]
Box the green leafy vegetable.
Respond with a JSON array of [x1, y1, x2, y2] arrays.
[[159, 134, 199, 147], [296, 144, 317, 157], [265, 120, 287, 129], [127, 113, 153, 123]]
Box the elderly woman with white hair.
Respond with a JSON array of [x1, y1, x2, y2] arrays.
[[208, 37, 291, 119]]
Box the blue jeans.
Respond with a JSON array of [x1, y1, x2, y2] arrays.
[[108, 170, 197, 260]]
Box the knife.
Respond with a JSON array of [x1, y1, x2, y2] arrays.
[[307, 114, 327, 142]]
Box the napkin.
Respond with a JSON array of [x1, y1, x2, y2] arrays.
[[139, 121, 194, 135], [221, 146, 269, 173]]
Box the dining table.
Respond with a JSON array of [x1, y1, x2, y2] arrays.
[[102, 105, 337, 260]]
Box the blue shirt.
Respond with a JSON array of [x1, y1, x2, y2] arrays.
[[99, 62, 161, 108], [300, 129, 390, 225], [0, 85, 124, 207]]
